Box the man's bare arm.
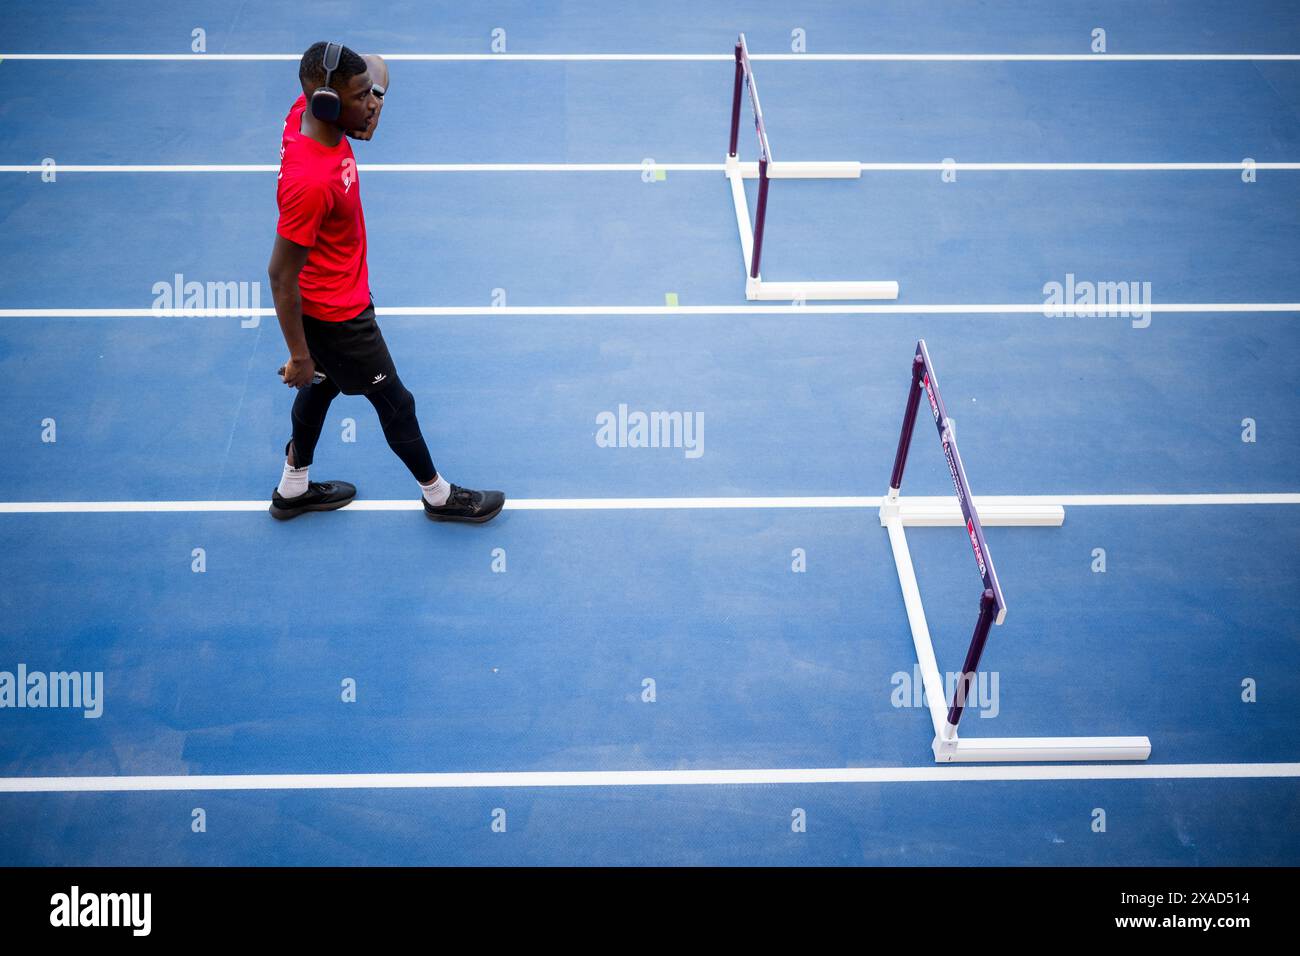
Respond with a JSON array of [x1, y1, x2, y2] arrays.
[[267, 234, 315, 387], [365, 54, 389, 90]]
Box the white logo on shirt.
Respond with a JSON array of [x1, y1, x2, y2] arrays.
[[341, 158, 356, 193]]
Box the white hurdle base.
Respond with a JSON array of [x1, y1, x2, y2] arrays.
[[934, 732, 1153, 763], [882, 496, 1064, 527], [881, 492, 1153, 763], [746, 277, 901, 301], [725, 155, 899, 302], [732, 160, 861, 179]]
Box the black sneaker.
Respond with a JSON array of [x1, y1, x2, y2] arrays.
[[269, 480, 358, 520], [422, 484, 505, 524]]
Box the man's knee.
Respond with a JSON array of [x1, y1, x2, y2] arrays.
[[390, 380, 417, 422], [371, 377, 420, 435]]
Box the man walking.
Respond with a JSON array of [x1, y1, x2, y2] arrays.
[[267, 41, 503, 523]]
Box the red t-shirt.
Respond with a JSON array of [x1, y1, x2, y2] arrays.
[[276, 94, 370, 322]]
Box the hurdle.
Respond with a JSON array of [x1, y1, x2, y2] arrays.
[[725, 33, 900, 301], [880, 340, 1152, 763]]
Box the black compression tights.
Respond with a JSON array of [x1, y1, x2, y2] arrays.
[[288, 374, 437, 483]]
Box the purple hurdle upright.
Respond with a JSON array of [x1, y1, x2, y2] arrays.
[[728, 33, 772, 280], [728, 41, 744, 160], [888, 354, 926, 494], [948, 589, 998, 731]]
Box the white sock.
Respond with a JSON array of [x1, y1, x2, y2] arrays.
[[420, 474, 451, 506], [278, 460, 310, 498]]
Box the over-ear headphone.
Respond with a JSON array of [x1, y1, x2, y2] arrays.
[[309, 41, 344, 122]]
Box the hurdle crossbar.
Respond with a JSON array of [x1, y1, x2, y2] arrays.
[[880, 340, 1152, 763], [725, 34, 899, 302]]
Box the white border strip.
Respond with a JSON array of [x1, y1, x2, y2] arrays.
[[2, 763, 1298, 792], [3, 53, 1299, 62], [3, 162, 1298, 174], [3, 303, 1299, 318], [1, 494, 1297, 514]]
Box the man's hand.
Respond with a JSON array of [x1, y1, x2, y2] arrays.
[[347, 54, 388, 140], [279, 354, 316, 389], [268, 234, 313, 388]]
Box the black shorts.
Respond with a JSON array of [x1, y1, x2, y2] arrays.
[[302, 302, 398, 396]]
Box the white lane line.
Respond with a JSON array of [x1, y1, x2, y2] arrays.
[[2, 494, 1298, 515], [3, 162, 1298, 173], [2, 763, 1298, 793], [859, 162, 1300, 171], [0, 163, 716, 173], [3, 53, 1299, 61], [2, 304, 1299, 318], [976, 494, 1300, 507], [0, 497, 870, 514]]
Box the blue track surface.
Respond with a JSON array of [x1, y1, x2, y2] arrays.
[[1, 2, 1298, 866]]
